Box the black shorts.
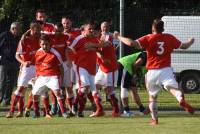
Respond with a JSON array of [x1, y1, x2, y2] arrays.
[[120, 67, 136, 89]]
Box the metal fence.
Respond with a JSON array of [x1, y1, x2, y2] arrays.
[[0, 3, 200, 111]]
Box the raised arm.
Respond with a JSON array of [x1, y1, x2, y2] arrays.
[[113, 31, 141, 49], [179, 37, 195, 49]]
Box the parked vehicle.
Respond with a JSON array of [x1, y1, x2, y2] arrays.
[[162, 16, 200, 93]]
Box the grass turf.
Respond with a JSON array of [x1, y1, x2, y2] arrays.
[[0, 112, 199, 134], [0, 88, 199, 134]]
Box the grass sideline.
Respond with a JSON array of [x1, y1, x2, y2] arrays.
[[0, 112, 199, 134]]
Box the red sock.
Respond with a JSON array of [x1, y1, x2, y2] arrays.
[[93, 93, 103, 112], [18, 96, 24, 113], [41, 97, 50, 114], [50, 90, 57, 106], [26, 92, 33, 110], [33, 101, 40, 116], [78, 91, 87, 113], [10, 94, 20, 113], [180, 99, 194, 114], [57, 98, 67, 114], [87, 91, 94, 104], [110, 94, 119, 113], [74, 96, 78, 105], [67, 97, 74, 110]]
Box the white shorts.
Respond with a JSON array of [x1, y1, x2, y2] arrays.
[[17, 65, 36, 87], [146, 67, 178, 96], [71, 62, 77, 84], [75, 66, 96, 91], [32, 75, 60, 96], [95, 68, 118, 87], [62, 61, 72, 87]]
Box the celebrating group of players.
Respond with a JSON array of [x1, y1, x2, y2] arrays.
[[5, 9, 133, 119], [5, 9, 196, 125]]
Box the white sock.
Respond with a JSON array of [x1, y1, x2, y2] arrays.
[[149, 101, 158, 120], [174, 91, 183, 103]]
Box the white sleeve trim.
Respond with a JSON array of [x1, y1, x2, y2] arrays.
[[69, 35, 84, 49], [50, 48, 63, 64], [136, 39, 143, 49]]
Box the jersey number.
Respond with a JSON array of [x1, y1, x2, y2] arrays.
[[156, 42, 165, 55]]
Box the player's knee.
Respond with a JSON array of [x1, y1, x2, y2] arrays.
[[80, 86, 90, 94], [106, 86, 115, 94], [14, 87, 24, 96], [41, 92, 49, 99], [32, 94, 40, 102], [66, 92, 74, 98], [121, 87, 128, 98], [66, 87, 73, 94], [149, 95, 157, 101], [32, 88, 41, 97]]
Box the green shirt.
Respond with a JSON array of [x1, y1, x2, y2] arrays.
[[118, 52, 147, 75]]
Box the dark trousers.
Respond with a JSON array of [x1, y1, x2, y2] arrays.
[[0, 63, 19, 104]]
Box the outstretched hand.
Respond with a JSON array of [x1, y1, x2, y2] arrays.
[[188, 37, 195, 45]]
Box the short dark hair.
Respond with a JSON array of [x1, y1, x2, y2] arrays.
[[62, 16, 71, 20], [40, 34, 50, 42], [30, 22, 40, 29], [152, 19, 164, 33], [36, 9, 46, 15], [82, 21, 94, 31]]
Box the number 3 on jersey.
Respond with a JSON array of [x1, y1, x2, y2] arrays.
[[156, 42, 165, 55]]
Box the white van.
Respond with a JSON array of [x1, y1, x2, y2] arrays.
[[162, 16, 200, 93]]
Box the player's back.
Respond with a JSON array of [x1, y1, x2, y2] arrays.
[[138, 33, 181, 69]]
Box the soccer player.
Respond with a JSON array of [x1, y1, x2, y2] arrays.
[[94, 31, 120, 117], [32, 34, 69, 118], [68, 22, 107, 117], [35, 9, 55, 34], [25, 9, 55, 117], [48, 22, 74, 116], [62, 17, 96, 114], [114, 18, 195, 125], [118, 51, 149, 117], [61, 17, 80, 111], [6, 22, 41, 118], [100, 21, 120, 53], [61, 17, 81, 38]]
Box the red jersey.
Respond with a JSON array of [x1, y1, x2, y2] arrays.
[[16, 36, 40, 64], [64, 28, 81, 39], [97, 34, 118, 73], [69, 35, 99, 75], [41, 22, 55, 34], [49, 34, 69, 61], [137, 33, 181, 69], [35, 48, 63, 76], [64, 28, 81, 61]]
